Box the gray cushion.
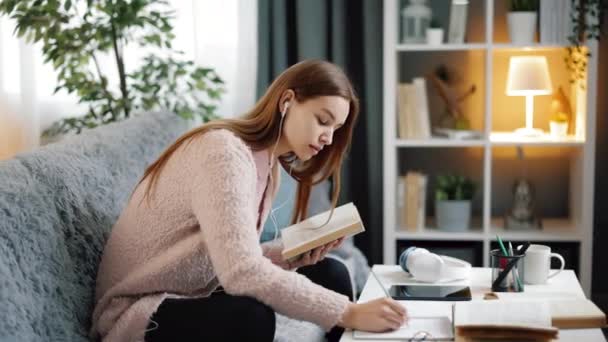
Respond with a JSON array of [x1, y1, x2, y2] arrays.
[[0, 112, 188, 341]]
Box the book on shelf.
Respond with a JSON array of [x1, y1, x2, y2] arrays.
[[539, 0, 552, 44], [412, 78, 431, 138], [540, 0, 571, 44], [398, 172, 427, 231], [281, 202, 365, 260], [447, 0, 468, 44], [396, 83, 412, 139], [396, 78, 431, 140], [559, 0, 572, 45]]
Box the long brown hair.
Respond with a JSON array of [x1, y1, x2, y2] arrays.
[[138, 59, 359, 224]]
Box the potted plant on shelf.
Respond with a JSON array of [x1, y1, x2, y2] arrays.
[[507, 0, 539, 44], [426, 17, 444, 45], [435, 174, 476, 232], [549, 112, 569, 139]]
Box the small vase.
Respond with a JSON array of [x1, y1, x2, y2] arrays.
[[507, 12, 537, 44], [426, 28, 444, 45], [549, 121, 568, 139]]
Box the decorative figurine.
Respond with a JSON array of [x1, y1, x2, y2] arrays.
[[505, 147, 542, 230], [505, 179, 542, 230], [428, 64, 476, 130]]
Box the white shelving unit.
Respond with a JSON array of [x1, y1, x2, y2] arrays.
[[383, 0, 598, 294]]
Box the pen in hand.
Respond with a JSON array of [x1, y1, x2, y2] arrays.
[[370, 268, 409, 328]]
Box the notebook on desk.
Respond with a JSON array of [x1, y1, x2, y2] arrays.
[[353, 316, 454, 340]]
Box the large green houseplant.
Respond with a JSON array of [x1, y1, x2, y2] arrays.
[[0, 0, 224, 137]]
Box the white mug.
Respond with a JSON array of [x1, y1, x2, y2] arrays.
[[523, 244, 565, 284]]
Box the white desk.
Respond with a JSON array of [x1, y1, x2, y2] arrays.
[[340, 265, 605, 342]]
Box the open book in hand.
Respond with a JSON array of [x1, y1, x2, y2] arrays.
[[281, 202, 365, 260]]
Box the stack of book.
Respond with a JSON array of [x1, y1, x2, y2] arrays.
[[539, 0, 572, 45], [398, 172, 427, 231], [397, 78, 431, 139]]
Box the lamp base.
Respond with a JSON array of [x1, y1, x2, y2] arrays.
[[514, 127, 544, 137]]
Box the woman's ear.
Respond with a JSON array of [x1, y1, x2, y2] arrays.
[[279, 89, 296, 113]]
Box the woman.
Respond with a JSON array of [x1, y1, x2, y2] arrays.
[[91, 60, 407, 341]]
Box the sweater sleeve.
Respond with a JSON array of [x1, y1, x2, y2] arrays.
[[190, 131, 350, 331], [261, 238, 294, 270]]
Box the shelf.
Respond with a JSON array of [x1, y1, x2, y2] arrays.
[[394, 134, 585, 147], [394, 43, 573, 52], [491, 43, 571, 50], [490, 218, 581, 242], [395, 138, 486, 147], [384, 0, 597, 294], [490, 132, 585, 146], [394, 227, 485, 241], [396, 43, 487, 51]]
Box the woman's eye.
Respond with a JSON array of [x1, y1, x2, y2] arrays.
[[316, 116, 329, 125]]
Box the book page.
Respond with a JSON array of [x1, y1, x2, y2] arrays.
[[550, 298, 605, 319], [454, 301, 553, 330]]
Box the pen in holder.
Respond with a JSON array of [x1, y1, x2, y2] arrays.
[[491, 248, 525, 292]]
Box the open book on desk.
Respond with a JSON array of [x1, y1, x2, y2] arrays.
[[484, 292, 607, 329], [281, 202, 365, 260], [454, 301, 558, 341]]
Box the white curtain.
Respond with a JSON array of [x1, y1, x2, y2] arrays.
[[0, 0, 257, 160]]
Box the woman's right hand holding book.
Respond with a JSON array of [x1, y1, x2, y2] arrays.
[[339, 298, 408, 332]]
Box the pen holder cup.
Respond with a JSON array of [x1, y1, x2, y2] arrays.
[[490, 249, 525, 292]]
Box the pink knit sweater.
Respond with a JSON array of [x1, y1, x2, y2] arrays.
[[90, 129, 350, 341]]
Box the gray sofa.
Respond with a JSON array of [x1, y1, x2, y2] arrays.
[[0, 112, 369, 341]]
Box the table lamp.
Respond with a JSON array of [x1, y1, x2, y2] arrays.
[[506, 56, 553, 137]]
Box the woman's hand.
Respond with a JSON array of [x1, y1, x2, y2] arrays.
[[338, 298, 408, 332], [287, 237, 345, 269]]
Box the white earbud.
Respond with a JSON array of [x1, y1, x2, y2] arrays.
[[281, 101, 290, 117]]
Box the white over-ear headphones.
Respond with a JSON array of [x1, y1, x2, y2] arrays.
[[399, 247, 471, 283]]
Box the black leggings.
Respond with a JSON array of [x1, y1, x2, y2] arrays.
[[145, 257, 353, 342]]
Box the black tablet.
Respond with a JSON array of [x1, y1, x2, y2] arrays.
[[388, 284, 472, 301]]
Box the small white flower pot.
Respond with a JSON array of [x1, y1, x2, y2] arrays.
[[436, 200, 471, 231], [507, 12, 537, 44], [426, 28, 444, 45], [549, 121, 568, 139]]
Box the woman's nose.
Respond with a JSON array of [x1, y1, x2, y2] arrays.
[[320, 128, 334, 145]]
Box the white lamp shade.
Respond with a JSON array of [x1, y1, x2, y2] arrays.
[[506, 56, 553, 96]]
